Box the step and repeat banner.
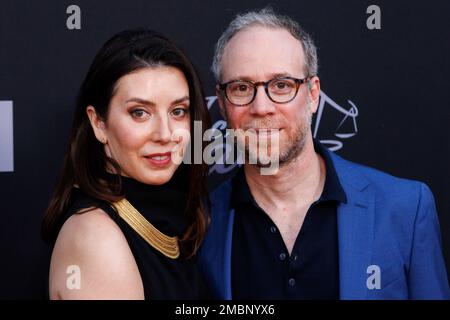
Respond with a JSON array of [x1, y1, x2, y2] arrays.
[[0, 0, 449, 298]]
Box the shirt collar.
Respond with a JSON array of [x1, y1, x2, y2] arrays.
[[313, 139, 347, 203]]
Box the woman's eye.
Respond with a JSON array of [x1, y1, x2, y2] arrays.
[[130, 108, 150, 119], [171, 108, 188, 118]]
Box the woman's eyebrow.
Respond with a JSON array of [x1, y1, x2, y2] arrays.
[[171, 96, 190, 105], [125, 96, 189, 106], [125, 97, 156, 106]]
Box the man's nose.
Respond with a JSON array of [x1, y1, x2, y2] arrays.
[[249, 86, 276, 116]]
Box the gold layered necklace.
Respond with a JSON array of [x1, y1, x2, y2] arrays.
[[112, 198, 180, 259]]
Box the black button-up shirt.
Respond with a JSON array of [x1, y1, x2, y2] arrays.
[[231, 140, 347, 299]]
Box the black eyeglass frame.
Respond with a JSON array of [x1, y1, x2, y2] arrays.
[[218, 76, 311, 106]]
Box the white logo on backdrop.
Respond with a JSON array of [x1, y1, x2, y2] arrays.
[[206, 91, 359, 175], [313, 91, 359, 152], [0, 101, 14, 172]]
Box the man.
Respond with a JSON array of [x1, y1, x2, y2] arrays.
[[198, 8, 449, 299]]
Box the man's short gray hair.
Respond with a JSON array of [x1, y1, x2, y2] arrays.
[[211, 7, 318, 82]]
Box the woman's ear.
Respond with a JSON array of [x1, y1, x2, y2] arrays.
[[86, 106, 107, 144]]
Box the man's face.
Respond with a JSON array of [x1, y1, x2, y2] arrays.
[[218, 25, 320, 166]]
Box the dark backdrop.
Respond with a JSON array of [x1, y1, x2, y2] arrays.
[[0, 0, 449, 299]]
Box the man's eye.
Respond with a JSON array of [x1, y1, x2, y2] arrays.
[[229, 83, 251, 95], [271, 80, 294, 92], [238, 85, 249, 92]]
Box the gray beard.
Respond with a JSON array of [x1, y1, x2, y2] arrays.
[[253, 109, 312, 168], [278, 130, 308, 167], [232, 103, 313, 169]]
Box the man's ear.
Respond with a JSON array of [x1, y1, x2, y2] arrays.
[[308, 76, 321, 114], [86, 106, 107, 144], [216, 87, 227, 120]]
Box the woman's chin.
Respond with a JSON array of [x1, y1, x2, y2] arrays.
[[134, 168, 177, 186]]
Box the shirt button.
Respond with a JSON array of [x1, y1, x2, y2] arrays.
[[279, 253, 286, 261], [270, 226, 277, 233], [288, 278, 296, 287], [292, 254, 298, 261]]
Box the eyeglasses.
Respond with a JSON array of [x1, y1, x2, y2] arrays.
[[218, 76, 310, 106]]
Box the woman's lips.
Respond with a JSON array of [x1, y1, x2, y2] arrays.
[[144, 152, 172, 167]]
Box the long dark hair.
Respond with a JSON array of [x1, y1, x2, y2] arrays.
[[42, 29, 211, 257]]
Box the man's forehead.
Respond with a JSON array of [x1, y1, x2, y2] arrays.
[[221, 25, 305, 81]]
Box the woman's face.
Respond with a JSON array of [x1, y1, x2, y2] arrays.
[[88, 66, 191, 185]]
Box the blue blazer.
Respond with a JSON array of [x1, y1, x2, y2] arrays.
[[198, 151, 450, 299]]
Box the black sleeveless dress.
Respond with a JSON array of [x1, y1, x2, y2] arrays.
[[61, 175, 209, 300]]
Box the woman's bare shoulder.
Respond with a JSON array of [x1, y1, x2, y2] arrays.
[[49, 208, 144, 300]]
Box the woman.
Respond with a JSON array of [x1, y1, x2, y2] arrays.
[[42, 29, 211, 299]]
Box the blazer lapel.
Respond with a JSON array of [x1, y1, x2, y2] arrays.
[[338, 189, 375, 299], [331, 154, 376, 299]]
